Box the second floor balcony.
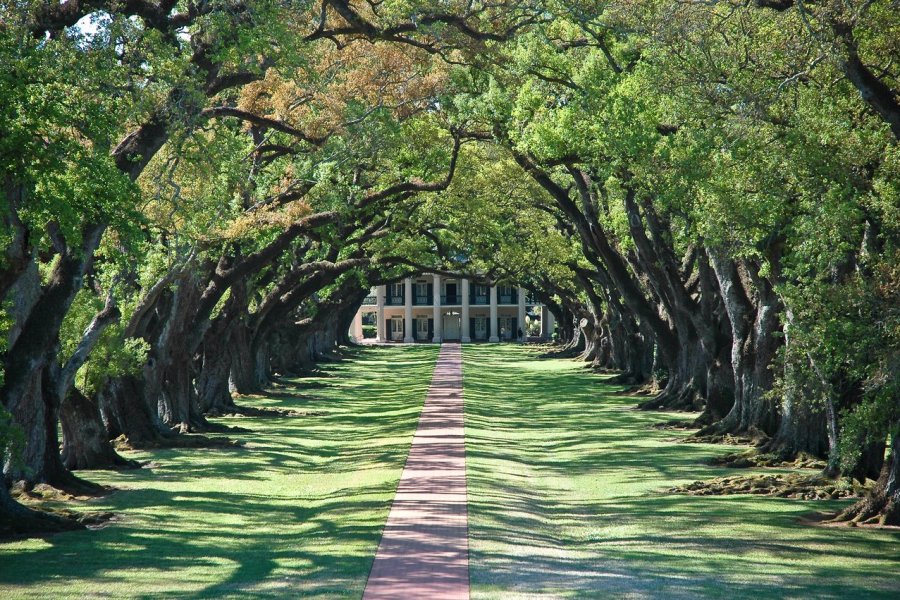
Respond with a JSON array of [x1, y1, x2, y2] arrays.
[[366, 285, 542, 308]]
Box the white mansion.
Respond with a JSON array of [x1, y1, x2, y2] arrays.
[[350, 275, 555, 343]]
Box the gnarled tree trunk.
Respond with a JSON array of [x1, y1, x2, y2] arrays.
[[832, 429, 900, 526], [61, 388, 137, 470]]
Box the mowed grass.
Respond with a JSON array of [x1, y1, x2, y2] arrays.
[[463, 344, 900, 599], [0, 344, 438, 599]]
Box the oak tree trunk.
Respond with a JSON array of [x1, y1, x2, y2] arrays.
[[61, 388, 137, 470]]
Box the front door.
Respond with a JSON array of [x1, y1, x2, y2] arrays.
[[417, 318, 429, 340], [500, 317, 515, 340], [391, 317, 404, 341], [474, 317, 487, 340], [443, 314, 460, 340]]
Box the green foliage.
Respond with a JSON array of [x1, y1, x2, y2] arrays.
[[59, 290, 149, 396], [0, 13, 142, 246]]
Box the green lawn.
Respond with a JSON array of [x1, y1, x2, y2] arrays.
[[463, 344, 900, 599], [3, 344, 897, 599], [0, 345, 439, 599]]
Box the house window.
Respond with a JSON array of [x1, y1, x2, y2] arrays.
[[389, 283, 404, 305], [415, 281, 429, 305], [444, 282, 458, 303]]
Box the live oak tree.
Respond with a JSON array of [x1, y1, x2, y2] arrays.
[[1, 0, 897, 533], [433, 0, 898, 524], [0, 0, 471, 532]]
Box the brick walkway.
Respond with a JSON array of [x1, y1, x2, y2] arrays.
[[363, 343, 469, 600]]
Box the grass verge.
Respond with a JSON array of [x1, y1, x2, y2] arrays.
[[0, 344, 438, 599], [463, 343, 900, 599]]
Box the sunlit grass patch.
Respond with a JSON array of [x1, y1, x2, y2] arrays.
[[0, 344, 438, 599], [464, 344, 900, 599]]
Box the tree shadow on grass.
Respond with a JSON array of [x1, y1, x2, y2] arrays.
[[0, 345, 442, 599], [462, 344, 900, 600]]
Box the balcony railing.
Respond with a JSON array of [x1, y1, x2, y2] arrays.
[[364, 289, 542, 308]]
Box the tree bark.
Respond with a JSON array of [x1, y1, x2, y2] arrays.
[[698, 251, 782, 439], [61, 387, 138, 470], [832, 429, 900, 526], [99, 374, 172, 447]]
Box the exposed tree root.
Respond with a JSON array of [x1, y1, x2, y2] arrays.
[[212, 404, 322, 418], [652, 419, 698, 431], [688, 406, 723, 429], [0, 506, 86, 539], [540, 346, 582, 359], [708, 451, 827, 470], [827, 494, 900, 527], [638, 386, 703, 412], [113, 433, 244, 451], [602, 371, 646, 385], [272, 379, 328, 390], [684, 426, 769, 446], [617, 381, 660, 397], [12, 481, 111, 502], [166, 418, 250, 435], [1, 482, 117, 540], [191, 420, 252, 434], [826, 442, 900, 527], [669, 473, 867, 500], [65, 447, 141, 472]]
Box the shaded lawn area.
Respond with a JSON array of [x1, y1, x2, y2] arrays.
[[463, 344, 900, 599], [0, 344, 438, 599]]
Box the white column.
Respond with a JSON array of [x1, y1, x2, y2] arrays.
[[403, 277, 414, 343], [517, 287, 527, 342], [461, 279, 471, 342], [352, 309, 364, 341], [489, 285, 499, 342], [432, 273, 442, 343], [546, 307, 556, 340], [540, 305, 549, 339], [376, 286, 385, 342]]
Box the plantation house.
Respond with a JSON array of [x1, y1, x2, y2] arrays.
[[350, 275, 554, 343]]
